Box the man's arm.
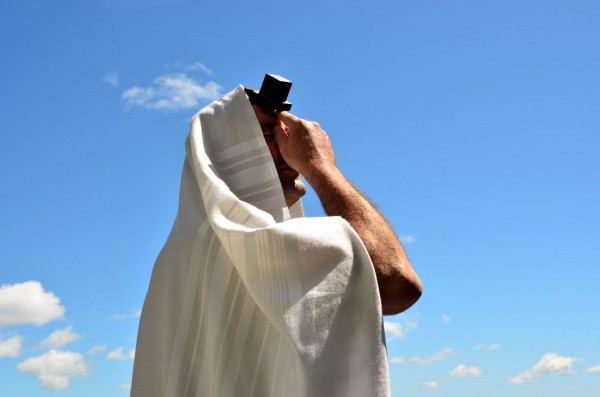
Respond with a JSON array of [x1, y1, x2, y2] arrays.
[[275, 111, 423, 315]]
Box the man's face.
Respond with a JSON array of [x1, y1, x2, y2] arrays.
[[252, 104, 306, 207]]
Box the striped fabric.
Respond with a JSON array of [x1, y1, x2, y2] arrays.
[[131, 86, 390, 397]]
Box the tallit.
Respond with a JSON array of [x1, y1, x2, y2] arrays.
[[131, 86, 390, 397]]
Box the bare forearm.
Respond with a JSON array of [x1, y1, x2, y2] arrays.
[[305, 167, 423, 315], [274, 111, 422, 314]]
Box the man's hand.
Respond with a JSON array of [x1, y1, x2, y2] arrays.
[[274, 111, 336, 183], [273, 111, 423, 315]]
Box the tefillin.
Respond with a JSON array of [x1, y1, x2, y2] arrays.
[[245, 74, 292, 111]]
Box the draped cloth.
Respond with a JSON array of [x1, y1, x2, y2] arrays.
[[131, 86, 390, 397]]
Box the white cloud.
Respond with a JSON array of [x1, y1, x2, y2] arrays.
[[509, 353, 581, 385], [103, 71, 119, 87], [171, 62, 214, 75], [17, 350, 89, 390], [106, 347, 126, 361], [587, 365, 600, 373], [410, 348, 454, 365], [182, 62, 213, 75], [442, 314, 451, 324], [391, 347, 454, 366], [384, 322, 403, 338], [508, 371, 534, 385], [384, 320, 417, 340], [424, 381, 440, 389], [532, 352, 581, 374], [122, 73, 222, 111], [120, 383, 132, 390], [88, 345, 106, 356], [400, 235, 417, 245], [0, 335, 23, 358], [407, 320, 417, 331], [111, 309, 142, 320], [0, 281, 65, 327], [106, 347, 133, 361], [41, 326, 81, 349], [450, 364, 483, 378], [474, 343, 501, 351]]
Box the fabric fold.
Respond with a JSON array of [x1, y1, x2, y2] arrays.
[[131, 86, 390, 397]]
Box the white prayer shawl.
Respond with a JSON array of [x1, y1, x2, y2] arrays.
[[131, 86, 390, 397]]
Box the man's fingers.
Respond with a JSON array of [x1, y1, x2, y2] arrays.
[[277, 111, 302, 125]]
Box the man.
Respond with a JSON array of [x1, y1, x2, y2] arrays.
[[132, 86, 420, 397], [252, 104, 422, 314]]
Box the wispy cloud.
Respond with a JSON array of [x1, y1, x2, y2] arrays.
[[509, 371, 534, 385], [474, 343, 501, 351], [0, 335, 23, 358], [384, 322, 403, 339], [87, 345, 106, 356], [389, 356, 406, 364], [442, 314, 451, 324], [106, 347, 134, 361], [410, 348, 454, 365], [587, 365, 600, 373], [384, 320, 417, 341], [509, 353, 581, 385], [122, 73, 222, 111], [41, 326, 81, 349], [120, 383, 132, 390], [174, 62, 214, 76], [103, 71, 119, 87], [424, 381, 440, 389], [110, 310, 142, 320], [106, 347, 127, 361], [391, 347, 454, 366], [450, 364, 483, 378], [399, 235, 417, 245], [17, 350, 89, 390], [0, 281, 65, 327]]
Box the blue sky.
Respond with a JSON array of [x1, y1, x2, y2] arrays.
[[1, 0, 599, 395]]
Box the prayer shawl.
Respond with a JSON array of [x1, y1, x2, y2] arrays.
[[131, 86, 390, 397]]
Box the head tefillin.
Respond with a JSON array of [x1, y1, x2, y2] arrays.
[[245, 74, 293, 111]]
